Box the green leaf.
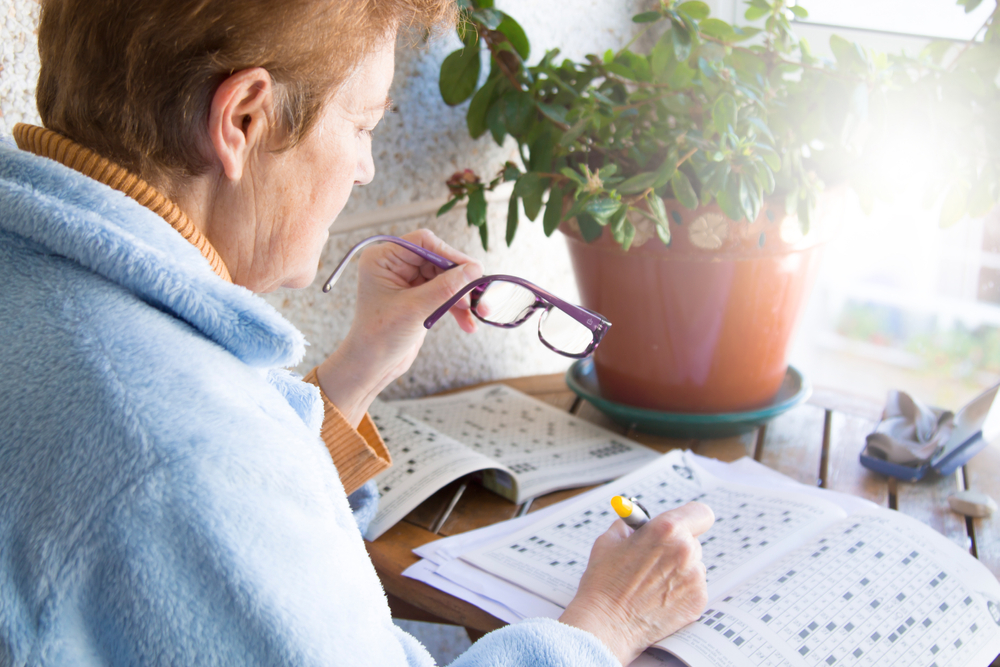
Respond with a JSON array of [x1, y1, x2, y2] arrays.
[[513, 172, 547, 221], [576, 213, 604, 242], [666, 61, 696, 88], [699, 18, 734, 39], [789, 5, 808, 18], [437, 197, 462, 216], [829, 35, 866, 73], [618, 171, 659, 194], [744, 5, 769, 21], [529, 131, 555, 173], [559, 118, 590, 147], [712, 94, 738, 136], [506, 195, 519, 246], [457, 18, 479, 48], [655, 220, 671, 246], [496, 14, 530, 59], [499, 91, 534, 135], [671, 170, 698, 209], [439, 47, 482, 106], [730, 25, 762, 41], [755, 144, 781, 171], [678, 1, 711, 19], [470, 8, 502, 29], [478, 218, 489, 249], [758, 163, 776, 194], [920, 40, 953, 65], [646, 192, 669, 228], [536, 101, 569, 126], [466, 76, 500, 139], [560, 166, 585, 185], [745, 116, 774, 141], [652, 157, 678, 189], [940, 179, 970, 227], [617, 220, 635, 252], [617, 51, 652, 82], [672, 24, 692, 62], [738, 174, 755, 222], [632, 10, 662, 23], [610, 205, 627, 243], [959, 0, 985, 12], [486, 103, 507, 144], [609, 203, 629, 232], [606, 61, 639, 80], [467, 187, 488, 231], [717, 174, 743, 221], [584, 197, 622, 225], [543, 184, 568, 236], [651, 29, 675, 78]]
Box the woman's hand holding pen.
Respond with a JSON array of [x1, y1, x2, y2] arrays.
[[558, 501, 716, 667]]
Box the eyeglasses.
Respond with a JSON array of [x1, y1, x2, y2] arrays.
[[322, 235, 611, 359]]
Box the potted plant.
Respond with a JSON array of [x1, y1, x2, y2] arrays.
[[436, 0, 1000, 414]]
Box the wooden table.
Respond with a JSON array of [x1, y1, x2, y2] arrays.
[[366, 373, 1000, 659]]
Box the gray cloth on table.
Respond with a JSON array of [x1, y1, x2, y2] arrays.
[[865, 391, 954, 465]]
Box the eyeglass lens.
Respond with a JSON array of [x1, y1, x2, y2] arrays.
[[538, 307, 594, 356], [473, 280, 594, 356]]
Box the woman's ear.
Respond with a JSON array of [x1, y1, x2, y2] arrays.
[[207, 68, 274, 181]]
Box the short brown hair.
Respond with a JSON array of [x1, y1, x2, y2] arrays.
[[36, 0, 455, 184]]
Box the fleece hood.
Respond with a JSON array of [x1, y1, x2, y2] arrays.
[[0, 137, 305, 369]]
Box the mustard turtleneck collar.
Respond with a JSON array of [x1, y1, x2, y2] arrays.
[[12, 123, 232, 284]]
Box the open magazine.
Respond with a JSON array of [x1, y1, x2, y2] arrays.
[[363, 384, 660, 540], [411, 450, 1000, 667]]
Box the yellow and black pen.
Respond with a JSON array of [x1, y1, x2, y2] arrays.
[[611, 495, 651, 529]]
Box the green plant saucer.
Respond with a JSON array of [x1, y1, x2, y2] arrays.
[[566, 358, 812, 439]]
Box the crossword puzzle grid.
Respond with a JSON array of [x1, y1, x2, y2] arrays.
[[396, 386, 648, 474], [471, 455, 832, 604], [369, 407, 483, 497], [681, 516, 994, 667]]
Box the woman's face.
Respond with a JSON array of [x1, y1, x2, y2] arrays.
[[238, 38, 396, 292]]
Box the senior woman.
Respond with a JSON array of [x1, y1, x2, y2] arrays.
[[0, 0, 714, 665]]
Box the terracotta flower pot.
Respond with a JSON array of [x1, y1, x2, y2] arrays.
[[563, 199, 833, 413]]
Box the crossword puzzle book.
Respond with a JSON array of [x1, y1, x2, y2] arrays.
[[451, 450, 1000, 667], [362, 384, 660, 540]]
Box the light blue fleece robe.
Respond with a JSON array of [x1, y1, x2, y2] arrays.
[[0, 138, 619, 667]]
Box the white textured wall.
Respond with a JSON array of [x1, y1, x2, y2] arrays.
[[0, 0, 650, 398]]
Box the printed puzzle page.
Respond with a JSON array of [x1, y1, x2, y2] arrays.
[[363, 385, 659, 540], [459, 450, 847, 608], [390, 384, 660, 500], [664, 510, 1000, 667], [454, 450, 1000, 667], [364, 401, 501, 540]]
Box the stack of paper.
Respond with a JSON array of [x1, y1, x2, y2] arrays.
[[403, 451, 1000, 667]]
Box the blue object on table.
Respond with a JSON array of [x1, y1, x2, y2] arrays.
[[566, 358, 811, 439], [859, 384, 998, 482]]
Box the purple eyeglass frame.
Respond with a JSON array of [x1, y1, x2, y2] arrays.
[[321, 235, 611, 359]]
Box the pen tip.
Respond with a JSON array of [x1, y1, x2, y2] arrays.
[[611, 495, 633, 518]]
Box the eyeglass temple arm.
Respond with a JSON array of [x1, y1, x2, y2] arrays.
[[423, 277, 491, 329], [321, 234, 457, 293], [423, 274, 611, 333]]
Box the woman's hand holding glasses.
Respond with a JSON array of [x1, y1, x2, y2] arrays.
[[315, 230, 483, 428], [316, 232, 611, 427]]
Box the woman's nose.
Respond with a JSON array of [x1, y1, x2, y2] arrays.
[[355, 148, 375, 186]]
